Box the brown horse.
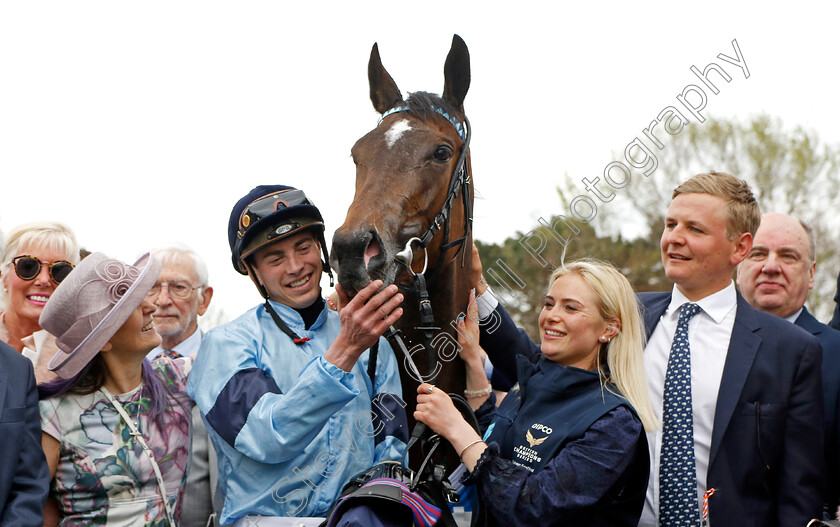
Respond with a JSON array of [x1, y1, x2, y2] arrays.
[[331, 35, 474, 437]]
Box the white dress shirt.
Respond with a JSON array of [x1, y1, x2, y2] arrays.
[[146, 326, 202, 361], [638, 282, 737, 527], [786, 307, 804, 324]]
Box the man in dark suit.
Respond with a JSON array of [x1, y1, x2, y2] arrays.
[[474, 173, 824, 526], [0, 340, 49, 526], [736, 212, 840, 517]]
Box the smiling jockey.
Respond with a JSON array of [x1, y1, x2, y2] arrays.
[[187, 185, 408, 526]]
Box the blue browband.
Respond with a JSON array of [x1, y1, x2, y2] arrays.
[[378, 105, 466, 141]]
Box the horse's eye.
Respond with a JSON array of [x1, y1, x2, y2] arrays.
[[433, 146, 453, 162]]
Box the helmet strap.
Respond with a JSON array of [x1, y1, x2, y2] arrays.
[[243, 260, 270, 299], [263, 300, 310, 345]]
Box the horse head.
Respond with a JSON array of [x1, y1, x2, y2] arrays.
[[332, 35, 472, 301], [331, 34, 474, 417], [332, 35, 474, 472]]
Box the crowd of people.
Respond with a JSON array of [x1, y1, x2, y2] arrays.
[[1, 171, 840, 527]]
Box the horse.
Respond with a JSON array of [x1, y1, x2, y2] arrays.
[[331, 35, 474, 452]]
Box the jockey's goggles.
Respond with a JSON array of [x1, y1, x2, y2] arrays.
[[237, 189, 312, 239]]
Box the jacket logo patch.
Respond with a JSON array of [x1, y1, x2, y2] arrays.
[[526, 429, 548, 447]]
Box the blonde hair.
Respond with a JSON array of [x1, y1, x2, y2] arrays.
[[673, 171, 761, 239], [1, 221, 80, 307], [548, 259, 657, 432]]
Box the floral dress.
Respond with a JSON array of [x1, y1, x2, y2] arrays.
[[40, 357, 192, 526]]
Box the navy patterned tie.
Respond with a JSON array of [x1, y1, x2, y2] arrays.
[[660, 302, 702, 526]]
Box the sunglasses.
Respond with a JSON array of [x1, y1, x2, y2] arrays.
[[238, 189, 312, 238], [11, 255, 75, 284]]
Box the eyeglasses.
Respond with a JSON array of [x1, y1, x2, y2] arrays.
[[238, 189, 312, 238], [146, 280, 202, 300], [11, 255, 75, 284]]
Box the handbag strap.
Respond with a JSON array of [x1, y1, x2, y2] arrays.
[[103, 387, 176, 527]]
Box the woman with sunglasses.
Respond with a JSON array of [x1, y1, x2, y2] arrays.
[[0, 222, 79, 374], [38, 252, 192, 526]]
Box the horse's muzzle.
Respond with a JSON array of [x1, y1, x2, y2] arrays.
[[331, 228, 396, 297]]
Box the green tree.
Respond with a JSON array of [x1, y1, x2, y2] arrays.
[[619, 114, 840, 319], [477, 115, 840, 337]]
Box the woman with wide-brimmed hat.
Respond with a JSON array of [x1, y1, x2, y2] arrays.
[[38, 252, 191, 526]]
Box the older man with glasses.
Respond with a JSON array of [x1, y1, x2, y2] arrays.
[[145, 246, 213, 360], [146, 245, 218, 527]]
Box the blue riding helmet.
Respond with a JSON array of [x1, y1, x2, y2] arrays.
[[228, 185, 333, 292]]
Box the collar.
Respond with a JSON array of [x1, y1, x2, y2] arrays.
[[172, 326, 202, 356], [517, 354, 602, 396], [149, 325, 202, 359], [667, 281, 737, 324], [265, 298, 328, 331], [786, 306, 804, 324]]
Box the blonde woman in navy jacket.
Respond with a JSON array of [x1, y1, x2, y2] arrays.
[[415, 259, 656, 527]]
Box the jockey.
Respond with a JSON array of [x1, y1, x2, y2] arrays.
[[187, 185, 408, 526]]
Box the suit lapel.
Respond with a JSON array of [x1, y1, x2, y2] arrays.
[[709, 294, 761, 466], [641, 293, 671, 340], [795, 307, 822, 337]]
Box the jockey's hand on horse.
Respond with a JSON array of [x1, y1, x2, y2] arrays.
[[415, 382, 486, 471], [470, 243, 487, 296], [325, 280, 403, 372]]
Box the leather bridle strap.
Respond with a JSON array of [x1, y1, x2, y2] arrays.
[[418, 115, 473, 264]]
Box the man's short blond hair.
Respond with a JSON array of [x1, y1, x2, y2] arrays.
[[673, 171, 761, 239]]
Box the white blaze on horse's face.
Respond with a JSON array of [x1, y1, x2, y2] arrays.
[[385, 119, 412, 148]]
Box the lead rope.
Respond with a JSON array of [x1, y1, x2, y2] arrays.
[[103, 388, 176, 527]]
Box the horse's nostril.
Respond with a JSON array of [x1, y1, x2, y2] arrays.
[[363, 237, 381, 270]]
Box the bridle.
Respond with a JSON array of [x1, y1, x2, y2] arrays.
[[378, 105, 473, 261], [376, 104, 473, 384]]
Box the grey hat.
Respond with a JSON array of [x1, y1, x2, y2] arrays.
[[40, 252, 161, 379]]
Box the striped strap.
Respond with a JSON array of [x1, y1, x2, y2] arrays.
[[365, 477, 442, 527], [327, 476, 442, 527]]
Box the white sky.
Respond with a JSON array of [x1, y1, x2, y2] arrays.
[[2, 1, 838, 322]]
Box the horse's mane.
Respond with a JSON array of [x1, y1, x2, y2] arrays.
[[403, 91, 462, 121]]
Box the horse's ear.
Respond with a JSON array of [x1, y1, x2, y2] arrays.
[[369, 42, 403, 114], [442, 34, 470, 111]]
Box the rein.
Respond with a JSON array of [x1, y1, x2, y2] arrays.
[[378, 105, 474, 384]]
